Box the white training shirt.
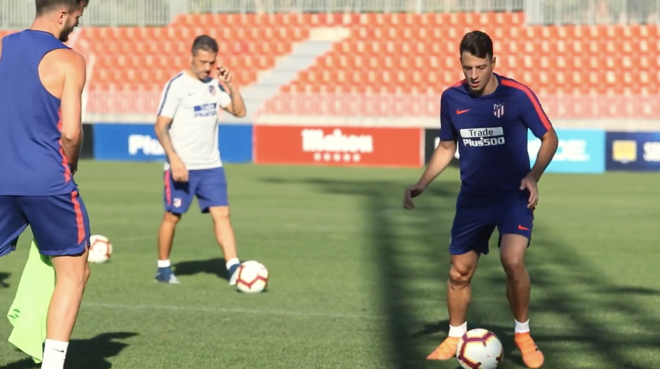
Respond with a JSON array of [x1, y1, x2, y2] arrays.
[[156, 71, 232, 170]]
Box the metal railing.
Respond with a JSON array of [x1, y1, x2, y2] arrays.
[[3, 0, 657, 27], [525, 0, 660, 25], [1, 0, 522, 28], [84, 91, 660, 122], [187, 0, 523, 15], [0, 0, 176, 28]]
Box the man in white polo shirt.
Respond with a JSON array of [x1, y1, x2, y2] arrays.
[[153, 35, 247, 285]]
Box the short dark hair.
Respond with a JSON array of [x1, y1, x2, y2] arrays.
[[35, 0, 88, 15], [191, 35, 219, 55], [460, 31, 494, 59]]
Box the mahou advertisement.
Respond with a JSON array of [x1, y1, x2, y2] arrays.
[[254, 125, 423, 167]]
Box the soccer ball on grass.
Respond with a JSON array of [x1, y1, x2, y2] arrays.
[[456, 328, 504, 369], [236, 260, 268, 293], [87, 235, 112, 264]]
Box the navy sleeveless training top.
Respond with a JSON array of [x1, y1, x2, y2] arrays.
[[0, 30, 78, 195]]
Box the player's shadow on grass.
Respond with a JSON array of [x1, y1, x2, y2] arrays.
[[267, 176, 461, 368], [490, 233, 660, 369], [0, 332, 137, 369], [0, 272, 10, 288], [173, 257, 229, 281], [596, 286, 660, 297], [261, 174, 660, 368]]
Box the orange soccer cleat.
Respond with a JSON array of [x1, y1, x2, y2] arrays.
[[426, 336, 460, 361], [515, 332, 545, 368]]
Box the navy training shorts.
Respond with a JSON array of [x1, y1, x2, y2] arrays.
[[163, 167, 229, 214], [0, 191, 91, 257], [449, 190, 534, 255]]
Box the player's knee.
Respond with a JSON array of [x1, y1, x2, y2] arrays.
[[163, 212, 181, 225], [210, 206, 230, 221], [501, 256, 525, 277], [54, 255, 90, 288], [448, 264, 473, 288]]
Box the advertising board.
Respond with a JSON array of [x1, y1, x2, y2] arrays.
[[605, 131, 660, 171], [254, 125, 423, 167], [92, 123, 253, 163]]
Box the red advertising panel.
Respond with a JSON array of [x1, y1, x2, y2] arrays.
[[254, 125, 423, 167]]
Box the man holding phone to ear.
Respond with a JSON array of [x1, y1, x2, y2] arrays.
[[153, 35, 247, 286]]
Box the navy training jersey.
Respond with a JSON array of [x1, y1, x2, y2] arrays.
[[0, 30, 78, 196], [439, 74, 552, 195]]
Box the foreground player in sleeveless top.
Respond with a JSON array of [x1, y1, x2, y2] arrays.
[[403, 31, 558, 369], [0, 1, 91, 368]]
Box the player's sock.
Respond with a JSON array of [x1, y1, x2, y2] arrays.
[[515, 319, 530, 333], [157, 259, 171, 268], [226, 258, 240, 286], [448, 321, 468, 337], [41, 339, 68, 369]]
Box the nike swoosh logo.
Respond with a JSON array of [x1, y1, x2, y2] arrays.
[[518, 225, 530, 231], [456, 109, 470, 114]]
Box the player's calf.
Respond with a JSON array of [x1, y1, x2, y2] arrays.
[[447, 253, 478, 328], [43, 250, 90, 369], [500, 234, 543, 368], [428, 252, 478, 361], [156, 212, 181, 284], [209, 206, 240, 285], [500, 234, 531, 326]]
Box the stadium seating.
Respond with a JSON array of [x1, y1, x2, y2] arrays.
[[82, 19, 303, 90], [75, 12, 660, 95], [3, 12, 658, 118]]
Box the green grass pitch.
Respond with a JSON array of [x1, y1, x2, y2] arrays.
[[0, 160, 659, 368]]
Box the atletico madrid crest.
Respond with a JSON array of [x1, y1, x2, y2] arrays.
[[493, 102, 505, 118]]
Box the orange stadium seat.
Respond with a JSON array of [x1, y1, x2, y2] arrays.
[[79, 12, 660, 118], [81, 13, 305, 91]]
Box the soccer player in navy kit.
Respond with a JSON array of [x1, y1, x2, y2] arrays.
[[0, 1, 90, 368], [404, 31, 558, 368]]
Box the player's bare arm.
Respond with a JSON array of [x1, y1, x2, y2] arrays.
[[59, 50, 87, 174], [521, 126, 558, 208], [154, 116, 188, 182], [217, 66, 247, 117], [529, 127, 558, 182], [403, 140, 456, 210]]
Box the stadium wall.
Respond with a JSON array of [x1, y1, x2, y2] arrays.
[[83, 121, 660, 173]]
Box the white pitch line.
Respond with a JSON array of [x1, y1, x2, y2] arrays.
[[81, 301, 388, 321]]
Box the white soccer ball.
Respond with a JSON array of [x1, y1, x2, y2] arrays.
[[87, 235, 113, 264], [236, 260, 268, 293], [456, 328, 504, 369]]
